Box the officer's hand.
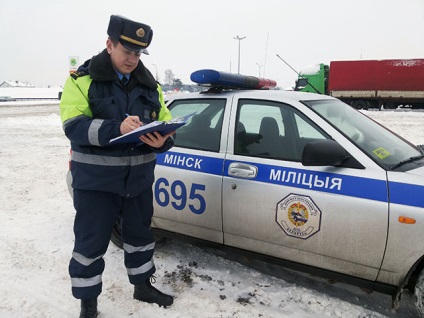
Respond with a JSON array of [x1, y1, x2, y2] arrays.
[[120, 116, 143, 134], [140, 131, 176, 148]]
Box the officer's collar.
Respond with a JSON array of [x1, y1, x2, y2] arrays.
[[115, 71, 130, 82], [88, 49, 157, 89]]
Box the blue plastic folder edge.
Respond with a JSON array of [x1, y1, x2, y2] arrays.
[[109, 112, 196, 145]]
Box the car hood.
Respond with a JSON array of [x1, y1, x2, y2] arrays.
[[404, 164, 424, 178]]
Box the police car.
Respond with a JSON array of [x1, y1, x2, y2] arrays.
[[72, 70, 424, 315]]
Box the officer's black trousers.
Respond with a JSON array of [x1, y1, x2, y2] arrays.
[[69, 188, 156, 299]]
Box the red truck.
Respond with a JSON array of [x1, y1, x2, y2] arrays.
[[295, 59, 424, 109]]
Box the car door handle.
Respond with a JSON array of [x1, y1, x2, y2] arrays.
[[228, 162, 258, 179]]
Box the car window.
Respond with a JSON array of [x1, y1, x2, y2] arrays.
[[294, 113, 326, 139], [305, 99, 423, 170], [235, 99, 328, 161], [167, 98, 226, 152]]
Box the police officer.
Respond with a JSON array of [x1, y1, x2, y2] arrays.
[[60, 15, 174, 318]]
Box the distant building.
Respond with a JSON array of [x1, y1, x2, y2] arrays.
[[0, 81, 35, 88]]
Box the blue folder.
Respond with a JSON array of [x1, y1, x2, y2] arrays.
[[109, 112, 195, 145]]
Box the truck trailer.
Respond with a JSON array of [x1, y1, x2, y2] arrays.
[[295, 59, 424, 109]]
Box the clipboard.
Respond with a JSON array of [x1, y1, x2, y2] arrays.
[[109, 112, 195, 145]]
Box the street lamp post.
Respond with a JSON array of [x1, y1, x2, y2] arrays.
[[234, 35, 246, 74], [256, 63, 263, 78], [151, 64, 158, 81]]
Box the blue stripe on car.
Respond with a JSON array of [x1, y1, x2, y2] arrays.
[[157, 151, 424, 208]]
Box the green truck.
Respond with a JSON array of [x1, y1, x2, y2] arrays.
[[294, 59, 424, 109], [294, 63, 329, 95]]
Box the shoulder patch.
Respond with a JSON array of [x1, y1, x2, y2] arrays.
[[71, 70, 89, 80]]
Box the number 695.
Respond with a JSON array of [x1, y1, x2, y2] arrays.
[[154, 177, 206, 215]]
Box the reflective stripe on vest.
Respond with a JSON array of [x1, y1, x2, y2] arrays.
[[71, 151, 156, 166]]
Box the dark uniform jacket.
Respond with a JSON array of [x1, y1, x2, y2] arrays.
[[60, 49, 173, 198]]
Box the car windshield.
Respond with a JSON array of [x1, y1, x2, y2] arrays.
[[304, 99, 423, 170]]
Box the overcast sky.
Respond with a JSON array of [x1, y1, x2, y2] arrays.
[[1, 0, 423, 88]]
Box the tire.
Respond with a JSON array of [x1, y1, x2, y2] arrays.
[[109, 216, 162, 249], [110, 216, 124, 249], [366, 100, 378, 109], [351, 100, 367, 110], [362, 102, 370, 110], [415, 270, 424, 317], [385, 102, 397, 109], [412, 103, 424, 109]]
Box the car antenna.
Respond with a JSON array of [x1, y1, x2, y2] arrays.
[[276, 54, 321, 94]]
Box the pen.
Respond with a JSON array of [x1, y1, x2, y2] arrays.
[[126, 114, 143, 126]]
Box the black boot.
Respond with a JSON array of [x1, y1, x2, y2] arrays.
[[79, 298, 98, 318], [134, 278, 174, 308]]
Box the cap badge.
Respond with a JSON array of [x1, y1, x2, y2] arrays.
[[151, 111, 157, 120], [136, 28, 145, 38]]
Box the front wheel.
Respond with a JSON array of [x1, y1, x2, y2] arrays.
[[109, 216, 163, 249], [415, 270, 424, 317]]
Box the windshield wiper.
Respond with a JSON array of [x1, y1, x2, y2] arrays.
[[390, 154, 424, 170]]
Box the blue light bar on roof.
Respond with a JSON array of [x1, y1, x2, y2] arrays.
[[190, 69, 277, 90]]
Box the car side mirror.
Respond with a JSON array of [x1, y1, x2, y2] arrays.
[[302, 139, 350, 166]]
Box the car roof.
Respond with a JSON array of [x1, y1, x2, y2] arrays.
[[166, 89, 335, 104]]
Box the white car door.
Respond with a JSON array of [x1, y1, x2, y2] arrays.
[[153, 97, 229, 243], [222, 97, 389, 280]]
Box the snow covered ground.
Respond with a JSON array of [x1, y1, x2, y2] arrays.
[[0, 101, 422, 318], [0, 87, 62, 99]]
